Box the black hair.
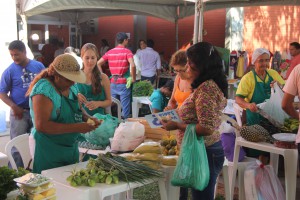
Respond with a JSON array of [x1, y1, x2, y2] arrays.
[[163, 80, 174, 91], [290, 42, 300, 49], [138, 39, 146, 49], [147, 39, 154, 48], [186, 42, 228, 98], [8, 40, 26, 51], [101, 39, 109, 46]]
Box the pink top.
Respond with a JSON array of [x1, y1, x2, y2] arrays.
[[177, 80, 227, 147], [286, 54, 300, 79], [102, 45, 133, 84], [283, 64, 300, 143]]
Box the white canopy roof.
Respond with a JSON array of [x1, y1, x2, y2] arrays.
[[17, 0, 300, 23]]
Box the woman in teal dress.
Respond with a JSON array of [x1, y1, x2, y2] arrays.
[[76, 43, 112, 116], [26, 54, 100, 173]]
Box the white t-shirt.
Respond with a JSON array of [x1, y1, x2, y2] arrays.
[[283, 64, 300, 143]]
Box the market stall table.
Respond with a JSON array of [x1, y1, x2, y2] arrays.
[[42, 161, 168, 200]]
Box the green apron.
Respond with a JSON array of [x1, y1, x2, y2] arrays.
[[246, 70, 273, 157], [33, 90, 82, 174], [246, 69, 273, 125]]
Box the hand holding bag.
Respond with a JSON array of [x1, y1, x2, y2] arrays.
[[171, 124, 210, 191]]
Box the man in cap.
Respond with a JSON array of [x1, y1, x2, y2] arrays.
[[0, 40, 45, 168], [286, 42, 300, 79], [97, 32, 136, 119]]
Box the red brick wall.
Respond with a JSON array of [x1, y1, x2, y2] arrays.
[[243, 6, 300, 55], [82, 15, 135, 52]]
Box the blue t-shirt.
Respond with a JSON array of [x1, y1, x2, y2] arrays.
[[0, 60, 45, 108], [150, 89, 168, 112]]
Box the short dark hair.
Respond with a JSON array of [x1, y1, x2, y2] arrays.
[[163, 80, 174, 91], [116, 32, 128, 44], [186, 42, 228, 98], [147, 39, 154, 48], [8, 40, 26, 51], [290, 42, 300, 49]]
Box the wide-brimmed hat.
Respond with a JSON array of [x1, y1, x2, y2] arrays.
[[52, 54, 86, 83]]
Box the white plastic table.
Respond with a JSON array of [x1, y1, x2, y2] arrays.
[[42, 161, 168, 200], [132, 96, 152, 118]]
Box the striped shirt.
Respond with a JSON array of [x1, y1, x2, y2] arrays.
[[102, 45, 133, 84]]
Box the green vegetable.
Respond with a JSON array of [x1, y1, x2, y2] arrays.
[[0, 167, 28, 200], [132, 80, 154, 97]]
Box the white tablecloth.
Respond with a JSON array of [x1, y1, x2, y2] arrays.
[[42, 161, 170, 200]]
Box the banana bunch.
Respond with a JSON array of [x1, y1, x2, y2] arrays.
[[281, 118, 299, 133]]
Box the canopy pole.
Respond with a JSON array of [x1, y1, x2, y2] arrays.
[[193, 0, 204, 44], [175, 18, 179, 50], [20, 14, 28, 45]]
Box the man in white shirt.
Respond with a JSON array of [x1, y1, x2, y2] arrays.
[[136, 39, 161, 84]]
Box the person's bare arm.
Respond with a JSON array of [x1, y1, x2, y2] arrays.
[[0, 93, 23, 119], [97, 58, 105, 73], [128, 58, 136, 82], [32, 94, 97, 134], [235, 96, 258, 112], [282, 92, 299, 120]]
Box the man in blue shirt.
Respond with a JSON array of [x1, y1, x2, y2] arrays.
[[0, 40, 45, 168], [150, 80, 174, 113]]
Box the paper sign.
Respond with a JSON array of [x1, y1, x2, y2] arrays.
[[144, 110, 181, 128]]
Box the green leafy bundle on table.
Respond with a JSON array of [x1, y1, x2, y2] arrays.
[[132, 80, 154, 97], [67, 153, 163, 187], [0, 166, 28, 199]]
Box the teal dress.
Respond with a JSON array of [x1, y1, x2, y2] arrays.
[[29, 79, 82, 173], [75, 83, 106, 116], [150, 89, 168, 112]]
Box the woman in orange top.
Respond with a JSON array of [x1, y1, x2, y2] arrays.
[[165, 50, 193, 110]]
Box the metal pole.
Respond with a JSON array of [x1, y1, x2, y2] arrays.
[[193, 0, 200, 44], [198, 0, 204, 42], [175, 18, 179, 50]]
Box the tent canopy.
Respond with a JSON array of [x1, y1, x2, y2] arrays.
[[18, 0, 300, 23]]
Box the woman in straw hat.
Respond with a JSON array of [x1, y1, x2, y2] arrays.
[[76, 43, 112, 116], [26, 54, 101, 173]]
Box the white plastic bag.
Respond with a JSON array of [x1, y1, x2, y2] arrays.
[[111, 122, 145, 152], [244, 161, 285, 200], [257, 82, 289, 125]]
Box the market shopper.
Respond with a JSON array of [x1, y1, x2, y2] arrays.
[[164, 50, 192, 111], [0, 40, 45, 168], [281, 63, 300, 176], [76, 43, 112, 116], [26, 54, 100, 173], [149, 80, 174, 113], [286, 42, 300, 79], [160, 42, 228, 199], [235, 48, 285, 126], [97, 32, 136, 119]]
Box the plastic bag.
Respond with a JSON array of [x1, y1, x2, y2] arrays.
[[110, 122, 145, 152], [221, 132, 246, 162], [257, 82, 289, 125], [244, 161, 285, 200], [83, 113, 119, 147], [171, 124, 209, 191]]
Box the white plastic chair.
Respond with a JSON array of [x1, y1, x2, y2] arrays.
[[0, 152, 8, 167], [5, 134, 32, 170], [231, 102, 298, 200], [105, 97, 121, 120]]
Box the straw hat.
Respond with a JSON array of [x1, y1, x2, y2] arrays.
[[52, 54, 86, 83]]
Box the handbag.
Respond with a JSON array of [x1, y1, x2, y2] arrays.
[[171, 124, 210, 191]]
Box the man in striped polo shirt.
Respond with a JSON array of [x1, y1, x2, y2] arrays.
[[98, 32, 136, 119]]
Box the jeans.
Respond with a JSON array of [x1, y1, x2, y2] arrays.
[[180, 141, 224, 200], [9, 109, 33, 168], [110, 83, 131, 118], [141, 75, 156, 85]]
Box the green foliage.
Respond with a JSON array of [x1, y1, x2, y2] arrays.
[[132, 80, 154, 97], [0, 166, 28, 199]]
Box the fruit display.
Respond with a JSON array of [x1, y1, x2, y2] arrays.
[[281, 118, 299, 133], [160, 135, 178, 156]]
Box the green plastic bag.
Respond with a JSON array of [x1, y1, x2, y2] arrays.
[[83, 113, 119, 148], [171, 124, 210, 191]]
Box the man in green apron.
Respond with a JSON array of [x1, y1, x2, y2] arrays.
[[27, 54, 100, 173]]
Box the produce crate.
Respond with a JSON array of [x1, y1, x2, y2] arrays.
[[127, 118, 175, 141]]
